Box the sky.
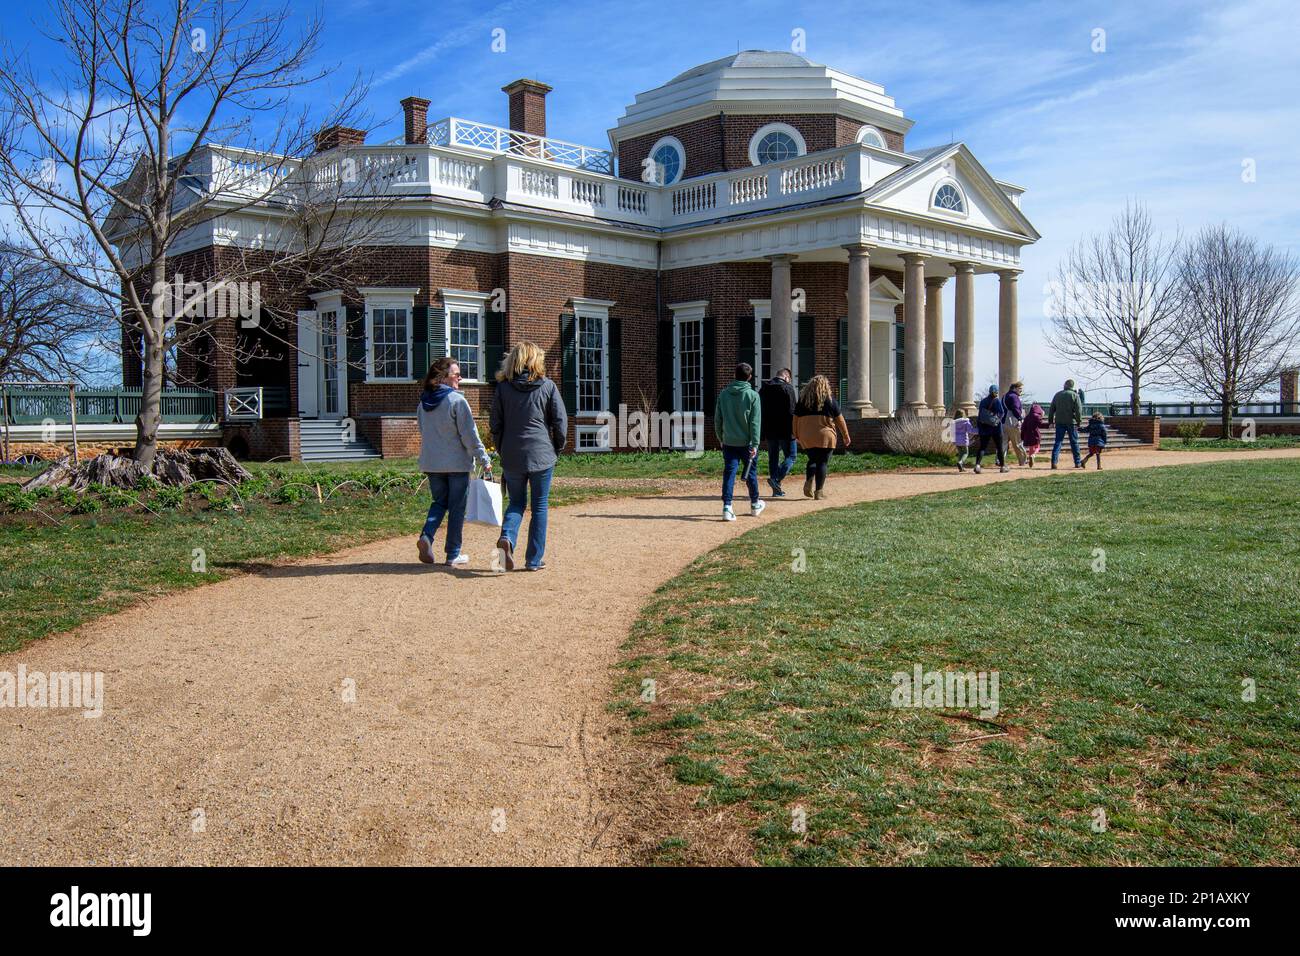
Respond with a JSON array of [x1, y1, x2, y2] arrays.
[[3, 0, 1298, 402]]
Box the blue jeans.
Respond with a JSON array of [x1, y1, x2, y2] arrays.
[[422, 472, 469, 557], [1051, 424, 1082, 466], [767, 437, 797, 483], [501, 467, 553, 568], [721, 445, 760, 508]]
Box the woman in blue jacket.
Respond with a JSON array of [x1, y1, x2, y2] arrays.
[[973, 384, 1008, 474]]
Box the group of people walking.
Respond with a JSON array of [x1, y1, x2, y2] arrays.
[[415, 344, 1110, 560], [416, 342, 565, 569], [954, 378, 1107, 473], [715, 364, 852, 520]]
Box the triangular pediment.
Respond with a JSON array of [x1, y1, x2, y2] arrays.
[[865, 144, 1039, 240]]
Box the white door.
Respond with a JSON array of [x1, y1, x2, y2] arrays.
[[297, 309, 320, 418], [869, 303, 895, 415]]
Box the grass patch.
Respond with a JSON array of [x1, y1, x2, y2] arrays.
[[618, 459, 1300, 865]]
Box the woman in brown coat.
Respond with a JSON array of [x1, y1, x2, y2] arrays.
[[792, 374, 851, 499]]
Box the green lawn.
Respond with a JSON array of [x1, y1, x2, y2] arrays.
[[617, 459, 1300, 865]]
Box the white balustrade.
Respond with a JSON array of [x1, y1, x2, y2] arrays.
[[728, 172, 768, 206], [671, 180, 717, 216], [520, 168, 559, 198], [570, 177, 605, 206], [617, 185, 648, 214], [781, 155, 846, 196]]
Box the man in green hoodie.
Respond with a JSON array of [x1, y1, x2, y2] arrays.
[[715, 362, 766, 521]]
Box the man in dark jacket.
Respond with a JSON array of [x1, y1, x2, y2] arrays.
[[1046, 378, 1084, 470], [1003, 381, 1027, 466], [759, 368, 797, 497]]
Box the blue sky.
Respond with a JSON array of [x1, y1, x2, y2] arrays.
[[4, 0, 1298, 400]]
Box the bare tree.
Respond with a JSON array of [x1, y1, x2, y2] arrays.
[[1047, 201, 1187, 414], [0, 0, 397, 467], [1174, 224, 1300, 438], [0, 245, 114, 381]]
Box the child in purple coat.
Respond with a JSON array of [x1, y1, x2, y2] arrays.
[[951, 406, 977, 472]]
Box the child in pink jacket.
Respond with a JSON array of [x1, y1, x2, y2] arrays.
[[1020, 403, 1046, 467]]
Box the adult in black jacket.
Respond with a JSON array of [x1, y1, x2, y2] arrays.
[[759, 368, 798, 497]]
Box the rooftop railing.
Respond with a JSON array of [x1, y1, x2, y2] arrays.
[[427, 117, 614, 174]]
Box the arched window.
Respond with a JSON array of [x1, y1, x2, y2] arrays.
[[933, 182, 966, 214], [748, 123, 806, 165], [648, 136, 685, 185], [856, 125, 886, 148]]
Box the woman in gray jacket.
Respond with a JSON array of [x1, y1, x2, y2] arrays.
[[489, 341, 567, 571], [417, 357, 491, 567]]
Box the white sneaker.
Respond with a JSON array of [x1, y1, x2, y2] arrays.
[[973, 464, 982, 474], [751, 500, 766, 517], [999, 466, 1009, 473], [445, 553, 469, 567], [723, 506, 736, 522]]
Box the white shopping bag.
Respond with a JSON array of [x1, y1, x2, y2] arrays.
[[466, 476, 503, 527]]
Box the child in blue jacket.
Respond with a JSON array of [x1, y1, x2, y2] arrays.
[[1081, 412, 1108, 469]]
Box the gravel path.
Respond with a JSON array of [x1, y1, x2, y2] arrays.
[[2, 448, 1295, 865]]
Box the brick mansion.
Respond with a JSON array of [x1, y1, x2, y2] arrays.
[[112, 51, 1042, 460]]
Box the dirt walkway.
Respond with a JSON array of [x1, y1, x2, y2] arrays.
[[2, 448, 1296, 865]]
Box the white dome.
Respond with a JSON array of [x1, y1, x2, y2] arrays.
[[610, 50, 910, 144]]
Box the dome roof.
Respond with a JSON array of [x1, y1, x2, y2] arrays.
[[610, 50, 911, 143]]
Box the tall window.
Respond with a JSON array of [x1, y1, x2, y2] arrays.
[[671, 301, 707, 414], [449, 310, 482, 380], [371, 307, 409, 379], [752, 301, 798, 383], [577, 313, 606, 414], [320, 309, 340, 415]]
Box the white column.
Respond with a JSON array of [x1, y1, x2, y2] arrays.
[[953, 262, 976, 417], [843, 243, 877, 417], [769, 254, 795, 378], [901, 253, 928, 415], [998, 269, 1020, 393], [925, 275, 947, 413]]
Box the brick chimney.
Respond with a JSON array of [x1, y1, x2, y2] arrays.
[[313, 125, 366, 153], [401, 97, 431, 145], [1282, 368, 1298, 412], [502, 79, 551, 138]]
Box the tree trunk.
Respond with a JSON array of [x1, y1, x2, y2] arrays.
[[134, 333, 164, 467], [1220, 390, 1233, 440]]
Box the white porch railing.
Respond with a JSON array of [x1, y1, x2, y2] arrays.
[[223, 386, 264, 421], [428, 117, 615, 175]]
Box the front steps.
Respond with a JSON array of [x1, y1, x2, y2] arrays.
[[298, 419, 381, 462]]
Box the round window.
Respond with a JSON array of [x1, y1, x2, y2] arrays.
[[755, 131, 799, 164]]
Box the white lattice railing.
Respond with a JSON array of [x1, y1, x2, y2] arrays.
[[223, 387, 263, 421], [428, 117, 614, 174]]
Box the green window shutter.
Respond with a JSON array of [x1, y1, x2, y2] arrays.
[[838, 317, 848, 407], [797, 313, 815, 388], [943, 341, 955, 411], [346, 305, 365, 385], [560, 313, 577, 415], [703, 316, 718, 415], [607, 315, 622, 413], [735, 315, 756, 378], [411, 305, 429, 380], [484, 310, 505, 382], [657, 317, 674, 412], [895, 323, 905, 412], [427, 306, 447, 363]]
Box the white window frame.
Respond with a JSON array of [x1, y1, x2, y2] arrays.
[[360, 286, 419, 383], [748, 122, 806, 166], [930, 178, 969, 219], [571, 297, 615, 417], [575, 423, 612, 454], [750, 298, 800, 385], [856, 125, 887, 149], [669, 300, 708, 414], [441, 289, 491, 383], [647, 135, 686, 185]]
